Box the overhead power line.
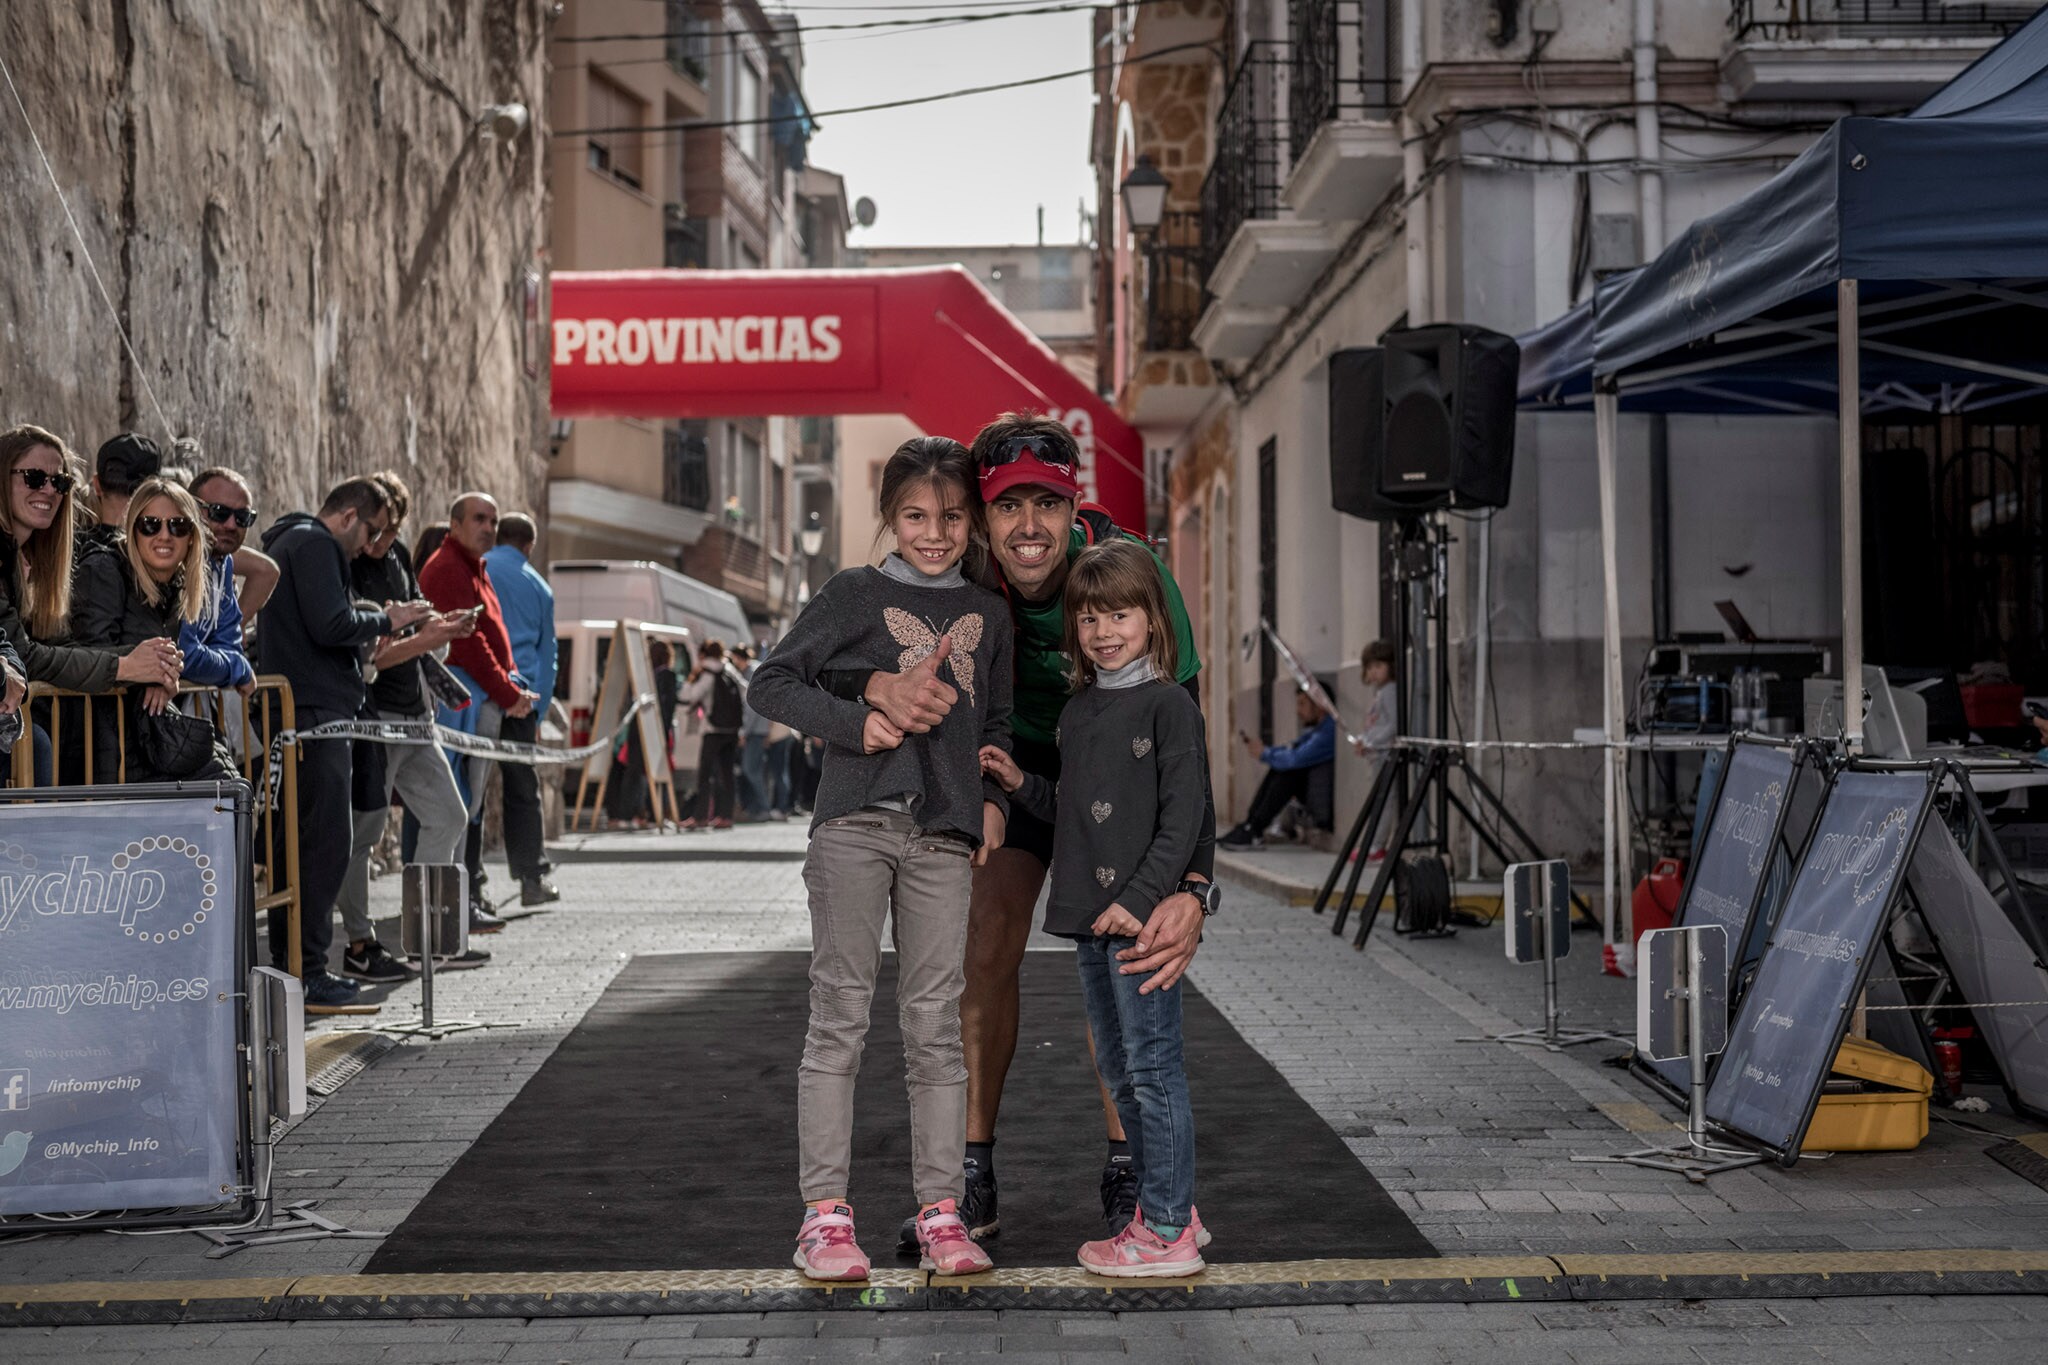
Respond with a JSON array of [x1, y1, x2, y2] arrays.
[[557, 0, 1163, 42], [558, 37, 1217, 137]]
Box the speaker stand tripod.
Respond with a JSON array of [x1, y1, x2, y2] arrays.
[[1314, 515, 1593, 948]]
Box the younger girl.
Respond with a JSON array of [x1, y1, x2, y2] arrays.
[[748, 437, 1012, 1281], [980, 537, 1211, 1278]]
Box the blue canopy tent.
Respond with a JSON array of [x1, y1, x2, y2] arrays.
[[1517, 8, 2048, 935]]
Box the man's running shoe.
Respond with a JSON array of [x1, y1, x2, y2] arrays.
[[912, 1199, 992, 1275], [960, 1153, 999, 1241], [1100, 1155, 1138, 1237], [341, 939, 414, 983], [793, 1201, 870, 1281], [1077, 1217, 1204, 1278], [409, 946, 492, 970], [301, 971, 361, 1008], [1218, 823, 1263, 850]]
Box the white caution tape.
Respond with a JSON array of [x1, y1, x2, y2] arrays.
[[257, 696, 655, 812]]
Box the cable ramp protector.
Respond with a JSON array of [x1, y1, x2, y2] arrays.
[[2, 1250, 2046, 1325]]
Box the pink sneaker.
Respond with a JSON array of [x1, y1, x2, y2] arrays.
[[1139, 1204, 1213, 1250], [913, 1198, 993, 1275], [1078, 1215, 1205, 1278], [794, 1201, 870, 1280]]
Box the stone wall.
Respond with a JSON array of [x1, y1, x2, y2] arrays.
[[0, 0, 551, 531]]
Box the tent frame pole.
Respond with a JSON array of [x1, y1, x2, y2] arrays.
[[1595, 384, 1626, 954], [1839, 279, 1864, 752]]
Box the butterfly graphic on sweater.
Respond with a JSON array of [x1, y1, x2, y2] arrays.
[[884, 608, 984, 706]]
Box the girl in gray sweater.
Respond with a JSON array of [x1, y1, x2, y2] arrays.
[[980, 539, 1211, 1278], [746, 437, 1008, 1282]]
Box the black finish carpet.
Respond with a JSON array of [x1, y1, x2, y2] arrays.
[[366, 951, 1433, 1272]]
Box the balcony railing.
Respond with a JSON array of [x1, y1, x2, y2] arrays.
[[662, 425, 711, 511], [1199, 42, 1290, 280], [664, 205, 709, 269], [666, 0, 710, 80], [1290, 0, 1399, 153], [1730, 0, 2038, 41], [1140, 210, 1205, 352]]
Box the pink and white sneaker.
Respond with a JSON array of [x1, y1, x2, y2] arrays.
[[913, 1198, 994, 1275], [794, 1201, 871, 1281], [1139, 1204, 1213, 1250], [1077, 1215, 1205, 1278]]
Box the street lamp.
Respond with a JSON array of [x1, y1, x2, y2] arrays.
[[1119, 155, 1169, 236], [798, 510, 825, 558]]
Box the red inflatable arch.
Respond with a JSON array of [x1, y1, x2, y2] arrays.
[[549, 267, 1144, 527]]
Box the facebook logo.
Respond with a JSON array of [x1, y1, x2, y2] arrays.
[[0, 1070, 27, 1112]]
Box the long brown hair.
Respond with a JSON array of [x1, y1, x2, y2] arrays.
[[872, 436, 985, 577], [124, 479, 214, 626], [0, 423, 82, 637], [1060, 538, 1178, 689]]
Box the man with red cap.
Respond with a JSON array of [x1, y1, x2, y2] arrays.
[[822, 411, 1215, 1250]]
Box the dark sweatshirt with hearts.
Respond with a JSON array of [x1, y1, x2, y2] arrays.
[[1010, 670, 1208, 938], [747, 558, 1012, 847]]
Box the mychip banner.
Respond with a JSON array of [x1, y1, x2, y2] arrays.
[[1707, 769, 1933, 1159], [0, 794, 243, 1217]]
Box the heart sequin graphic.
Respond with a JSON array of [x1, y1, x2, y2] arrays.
[[1091, 801, 1112, 823], [1095, 867, 1117, 887], [1131, 738, 1152, 758]]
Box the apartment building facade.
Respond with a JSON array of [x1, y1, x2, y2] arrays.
[[1094, 0, 2033, 856], [547, 0, 850, 626]]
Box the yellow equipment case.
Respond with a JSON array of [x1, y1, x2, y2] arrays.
[[1801, 1035, 1933, 1153]]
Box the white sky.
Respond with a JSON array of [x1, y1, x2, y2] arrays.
[[785, 1, 1101, 248]]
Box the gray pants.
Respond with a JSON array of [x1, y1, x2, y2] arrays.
[[799, 809, 974, 1206], [337, 707, 469, 944]]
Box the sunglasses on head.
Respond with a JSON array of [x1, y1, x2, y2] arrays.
[[978, 434, 1074, 474], [136, 516, 195, 539], [13, 468, 75, 494], [202, 501, 256, 528]]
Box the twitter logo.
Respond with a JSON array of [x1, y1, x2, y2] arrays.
[[0, 1130, 30, 1179]]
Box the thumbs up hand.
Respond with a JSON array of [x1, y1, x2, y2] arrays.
[[864, 634, 959, 734]]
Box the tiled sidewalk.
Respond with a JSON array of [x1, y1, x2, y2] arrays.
[[1, 823, 2043, 1298]]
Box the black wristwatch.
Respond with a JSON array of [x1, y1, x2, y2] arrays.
[[1177, 878, 1221, 916]]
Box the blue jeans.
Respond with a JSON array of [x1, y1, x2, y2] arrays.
[[1075, 936, 1194, 1226], [740, 733, 770, 815]]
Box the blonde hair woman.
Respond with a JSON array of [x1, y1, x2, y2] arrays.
[[70, 477, 228, 782]]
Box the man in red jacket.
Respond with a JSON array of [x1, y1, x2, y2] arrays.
[[417, 492, 558, 918]]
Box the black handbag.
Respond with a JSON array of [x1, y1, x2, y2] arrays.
[[138, 703, 221, 780]]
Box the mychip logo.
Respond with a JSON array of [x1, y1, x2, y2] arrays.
[[0, 838, 219, 945]]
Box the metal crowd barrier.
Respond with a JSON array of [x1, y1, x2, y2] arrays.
[[7, 675, 305, 977]]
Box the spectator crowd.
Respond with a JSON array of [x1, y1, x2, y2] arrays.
[[0, 423, 569, 1008]]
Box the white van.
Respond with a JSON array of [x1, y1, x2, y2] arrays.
[[549, 560, 751, 648]]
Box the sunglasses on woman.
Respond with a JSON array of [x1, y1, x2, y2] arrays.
[[12, 468, 76, 494], [202, 501, 257, 528], [136, 516, 195, 539]]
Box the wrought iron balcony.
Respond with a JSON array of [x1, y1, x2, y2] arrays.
[[664, 205, 709, 269], [662, 425, 711, 512], [666, 0, 710, 81], [1199, 42, 1290, 282], [1290, 0, 1399, 155], [1139, 211, 1206, 353], [1730, 0, 2038, 41]]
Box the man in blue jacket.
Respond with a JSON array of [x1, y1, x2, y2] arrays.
[[481, 511, 559, 905], [177, 467, 268, 693], [1220, 687, 1338, 850]]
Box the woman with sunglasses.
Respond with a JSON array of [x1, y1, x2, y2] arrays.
[[70, 477, 232, 783], [0, 426, 184, 781]]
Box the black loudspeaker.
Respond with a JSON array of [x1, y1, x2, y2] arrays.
[[1378, 323, 1519, 511], [1328, 347, 1407, 521]]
